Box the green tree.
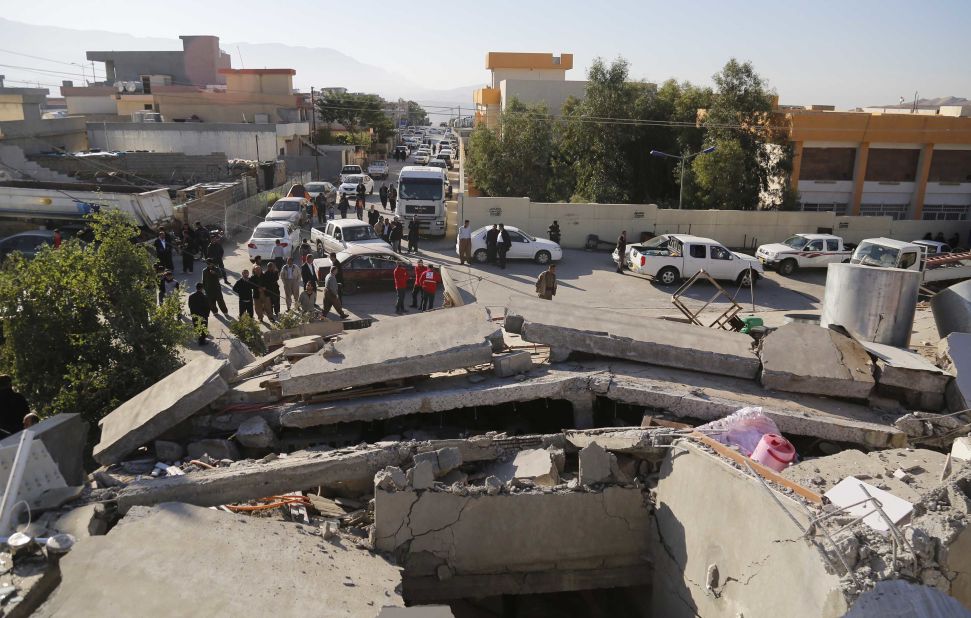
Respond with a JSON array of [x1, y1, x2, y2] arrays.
[[316, 91, 394, 142], [406, 101, 428, 126], [0, 211, 189, 424]]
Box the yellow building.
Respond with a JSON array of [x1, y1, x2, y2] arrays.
[[474, 52, 583, 129], [784, 105, 971, 221]]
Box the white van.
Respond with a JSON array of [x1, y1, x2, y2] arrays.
[[310, 218, 391, 255], [397, 166, 447, 237]]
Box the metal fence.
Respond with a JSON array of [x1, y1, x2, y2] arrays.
[[223, 172, 311, 240]]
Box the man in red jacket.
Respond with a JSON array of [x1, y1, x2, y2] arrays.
[[411, 259, 428, 308], [420, 265, 442, 312], [393, 261, 409, 314]]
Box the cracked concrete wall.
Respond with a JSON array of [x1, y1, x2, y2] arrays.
[[651, 442, 850, 618], [374, 486, 652, 579]]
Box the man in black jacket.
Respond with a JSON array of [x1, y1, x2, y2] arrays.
[[616, 230, 627, 274], [301, 254, 318, 290], [232, 270, 257, 318], [407, 216, 420, 254], [485, 225, 499, 264], [188, 282, 210, 345], [368, 205, 380, 227], [389, 220, 404, 253], [206, 236, 229, 284], [154, 231, 174, 271], [202, 261, 229, 315], [497, 223, 512, 269]]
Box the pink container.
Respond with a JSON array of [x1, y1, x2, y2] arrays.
[[751, 434, 796, 471]]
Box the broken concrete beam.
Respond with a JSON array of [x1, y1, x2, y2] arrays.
[[859, 340, 951, 411], [759, 323, 875, 400], [414, 447, 463, 478], [215, 376, 281, 406], [186, 439, 240, 462], [231, 347, 285, 384], [261, 319, 344, 348], [506, 296, 760, 380], [279, 304, 501, 397], [36, 503, 404, 617], [415, 437, 501, 463], [485, 448, 559, 487], [938, 332, 971, 413], [565, 428, 671, 459], [112, 444, 409, 513], [578, 443, 613, 485], [283, 335, 324, 360], [93, 357, 233, 465], [493, 351, 532, 378], [0, 413, 87, 486]]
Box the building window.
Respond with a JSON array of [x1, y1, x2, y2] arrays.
[[860, 204, 909, 220], [922, 204, 970, 221], [801, 203, 848, 215], [141, 76, 151, 94], [143, 104, 153, 111]]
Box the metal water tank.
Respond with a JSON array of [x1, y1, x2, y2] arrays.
[[820, 263, 921, 347], [931, 279, 971, 337]]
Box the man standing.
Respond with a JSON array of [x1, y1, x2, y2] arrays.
[[411, 259, 428, 308], [298, 282, 317, 315], [188, 282, 211, 346], [616, 230, 627, 274], [160, 270, 180, 304], [193, 222, 210, 258], [393, 261, 409, 314], [52, 228, 62, 249], [281, 257, 302, 311], [548, 221, 561, 244], [271, 239, 286, 270], [314, 191, 327, 225], [322, 267, 349, 319], [356, 178, 367, 204], [458, 220, 472, 265], [232, 269, 256, 318], [407, 216, 420, 254], [251, 265, 270, 321], [202, 261, 229, 316], [154, 231, 174, 271], [389, 219, 404, 253], [338, 194, 349, 219], [264, 262, 281, 319], [206, 235, 229, 284], [368, 205, 380, 227], [485, 224, 499, 264], [497, 224, 511, 270], [379, 183, 389, 209], [535, 263, 557, 300], [388, 184, 397, 213], [301, 254, 318, 290], [420, 265, 440, 311]]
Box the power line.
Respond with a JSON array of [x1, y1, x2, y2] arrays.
[[0, 49, 105, 75]]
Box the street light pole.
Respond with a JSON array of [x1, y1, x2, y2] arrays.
[[311, 86, 320, 181], [650, 145, 716, 210]]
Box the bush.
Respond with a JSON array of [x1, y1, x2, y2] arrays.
[[273, 309, 312, 331], [229, 314, 266, 355]]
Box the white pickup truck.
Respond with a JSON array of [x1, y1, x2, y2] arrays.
[[627, 234, 763, 286], [850, 237, 971, 285], [756, 234, 855, 276]]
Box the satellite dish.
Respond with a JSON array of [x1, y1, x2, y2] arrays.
[[124, 82, 138, 93], [114, 81, 125, 92]]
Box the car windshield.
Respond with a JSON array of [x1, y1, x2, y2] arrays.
[[273, 201, 299, 211], [253, 226, 285, 239], [341, 166, 361, 173], [399, 178, 443, 201], [344, 175, 362, 184], [306, 183, 327, 192], [783, 235, 810, 249], [852, 242, 901, 267], [371, 161, 387, 167], [343, 226, 379, 241], [427, 161, 446, 169]]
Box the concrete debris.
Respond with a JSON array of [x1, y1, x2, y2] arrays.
[[0, 438, 72, 511], [35, 503, 404, 617], [375, 466, 408, 492], [216, 376, 281, 406], [484, 475, 502, 495], [493, 350, 532, 378], [860, 340, 952, 411], [844, 579, 971, 618], [280, 304, 500, 397], [93, 356, 233, 465], [410, 459, 436, 490], [759, 323, 875, 400], [579, 443, 614, 486], [938, 333, 971, 412], [234, 416, 277, 449], [282, 334, 324, 360], [565, 428, 673, 458], [209, 318, 257, 371], [893, 411, 971, 448], [186, 439, 240, 462], [506, 296, 761, 380], [261, 319, 344, 348], [952, 437, 971, 462], [153, 440, 184, 462], [231, 347, 285, 384], [824, 477, 914, 533], [51, 503, 111, 539], [486, 448, 560, 487], [0, 413, 88, 487]]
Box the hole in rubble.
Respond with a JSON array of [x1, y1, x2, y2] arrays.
[[442, 585, 653, 617]]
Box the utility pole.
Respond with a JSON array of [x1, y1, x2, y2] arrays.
[[254, 135, 261, 191], [310, 86, 320, 181]]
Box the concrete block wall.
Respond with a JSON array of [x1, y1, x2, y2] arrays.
[[0, 145, 75, 182], [29, 152, 232, 184], [459, 195, 971, 249]]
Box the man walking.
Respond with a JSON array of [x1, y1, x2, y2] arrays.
[[497, 224, 511, 269], [485, 224, 499, 264], [458, 219, 472, 265], [206, 235, 229, 284], [281, 257, 301, 311], [202, 260, 229, 316], [154, 231, 174, 271], [301, 253, 318, 290], [379, 184, 389, 210], [411, 259, 428, 308], [322, 266, 349, 319], [188, 282, 211, 346], [368, 205, 380, 227], [388, 184, 397, 213], [616, 230, 627, 274], [314, 191, 327, 225], [338, 194, 349, 219], [535, 263, 557, 300], [407, 216, 420, 254], [389, 219, 403, 253], [393, 261, 409, 314], [232, 269, 256, 318]]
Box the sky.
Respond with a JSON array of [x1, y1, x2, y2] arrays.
[[2, 0, 970, 109]]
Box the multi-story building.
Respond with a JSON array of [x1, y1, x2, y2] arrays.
[[786, 105, 971, 221]]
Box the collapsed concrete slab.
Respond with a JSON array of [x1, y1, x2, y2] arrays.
[[938, 332, 971, 412], [35, 503, 404, 617], [262, 319, 344, 348], [505, 296, 760, 379], [93, 356, 233, 465], [859, 340, 952, 411], [759, 323, 875, 400], [0, 413, 87, 486], [485, 448, 560, 486], [283, 334, 324, 360], [844, 579, 971, 618], [279, 304, 501, 397], [112, 444, 409, 513], [231, 347, 285, 383]]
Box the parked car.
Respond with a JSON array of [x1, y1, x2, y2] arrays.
[[310, 218, 391, 255], [246, 221, 300, 260], [313, 245, 412, 294], [756, 233, 855, 275], [462, 225, 562, 264], [433, 153, 453, 169], [368, 160, 390, 179], [851, 237, 971, 285], [0, 230, 56, 261], [336, 174, 375, 200], [912, 240, 951, 255], [305, 181, 337, 205], [628, 234, 762, 286], [264, 196, 307, 226], [339, 164, 363, 180]]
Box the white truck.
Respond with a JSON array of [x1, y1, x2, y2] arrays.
[[850, 237, 971, 285], [627, 234, 763, 286], [397, 166, 447, 237], [0, 181, 173, 229], [756, 233, 855, 276]]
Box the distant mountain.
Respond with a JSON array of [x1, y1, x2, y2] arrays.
[[0, 18, 479, 119]]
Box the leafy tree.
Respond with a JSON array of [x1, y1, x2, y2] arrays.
[[406, 101, 428, 126], [0, 211, 189, 424], [316, 91, 394, 142]]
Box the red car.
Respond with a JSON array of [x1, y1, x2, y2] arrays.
[[314, 245, 412, 294]]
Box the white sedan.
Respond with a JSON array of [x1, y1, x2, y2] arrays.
[[246, 221, 301, 260], [264, 197, 306, 226], [413, 152, 431, 165], [336, 174, 374, 200], [459, 225, 563, 264]]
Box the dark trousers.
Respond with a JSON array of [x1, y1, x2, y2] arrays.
[[411, 284, 422, 307], [408, 235, 419, 253], [395, 288, 406, 313], [269, 288, 280, 315], [208, 291, 229, 315], [486, 244, 496, 264], [498, 246, 509, 269], [213, 257, 228, 283], [192, 314, 208, 344], [389, 200, 396, 213], [181, 252, 194, 273], [420, 289, 434, 311], [239, 299, 254, 318]]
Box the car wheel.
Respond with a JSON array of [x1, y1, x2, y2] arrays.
[[737, 270, 758, 287], [534, 250, 551, 265], [657, 266, 680, 286], [778, 259, 797, 276], [473, 249, 488, 264]]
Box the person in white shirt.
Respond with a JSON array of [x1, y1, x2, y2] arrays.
[[280, 257, 302, 311], [271, 239, 287, 270], [458, 219, 473, 265]]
